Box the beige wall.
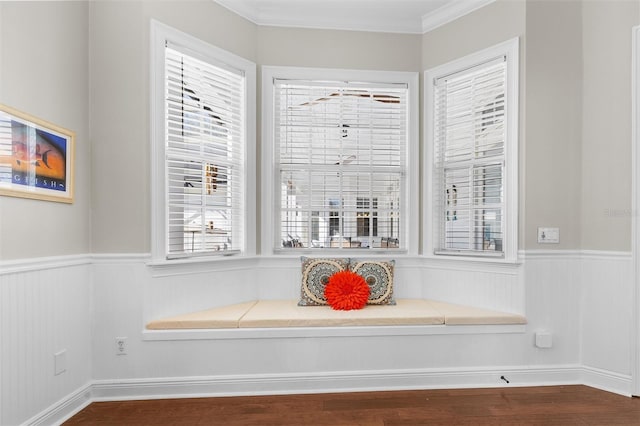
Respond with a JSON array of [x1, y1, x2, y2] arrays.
[[0, 1, 90, 260], [421, 0, 526, 71], [89, 0, 257, 253], [89, 1, 422, 253], [257, 26, 421, 71], [524, 0, 583, 250], [581, 0, 639, 251], [2, 0, 637, 257], [421, 0, 527, 249], [422, 0, 635, 251]]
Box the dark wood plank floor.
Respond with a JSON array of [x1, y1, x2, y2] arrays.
[[64, 385, 640, 425]]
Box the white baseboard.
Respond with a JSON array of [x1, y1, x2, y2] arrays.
[[582, 365, 633, 397], [24, 365, 633, 425], [90, 364, 583, 401], [23, 383, 92, 426]]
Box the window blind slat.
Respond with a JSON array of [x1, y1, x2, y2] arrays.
[[164, 46, 245, 257], [275, 79, 406, 250], [434, 58, 506, 255]]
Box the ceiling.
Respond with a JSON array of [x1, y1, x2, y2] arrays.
[[214, 0, 495, 34]]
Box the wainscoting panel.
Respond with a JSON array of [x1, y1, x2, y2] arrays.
[[0, 258, 92, 426], [421, 260, 524, 314], [91, 254, 576, 388], [580, 252, 634, 381], [6, 250, 637, 424], [523, 252, 582, 366]]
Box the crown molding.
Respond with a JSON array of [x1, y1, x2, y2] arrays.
[[214, 0, 495, 35], [422, 0, 496, 33], [215, 0, 261, 24]]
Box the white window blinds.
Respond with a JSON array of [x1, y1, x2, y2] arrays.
[[433, 58, 507, 256], [274, 79, 407, 250], [164, 45, 245, 257]]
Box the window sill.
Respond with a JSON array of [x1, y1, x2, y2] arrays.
[[147, 255, 259, 277], [144, 253, 522, 276], [422, 253, 522, 272], [271, 248, 410, 257]]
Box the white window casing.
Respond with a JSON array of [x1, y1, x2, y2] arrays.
[[424, 38, 519, 262], [150, 20, 256, 263], [262, 67, 419, 255]]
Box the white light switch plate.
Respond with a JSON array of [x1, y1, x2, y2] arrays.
[[537, 227, 559, 244], [54, 350, 67, 375]]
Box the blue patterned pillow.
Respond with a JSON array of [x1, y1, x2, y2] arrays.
[[349, 259, 395, 305], [299, 257, 350, 306]]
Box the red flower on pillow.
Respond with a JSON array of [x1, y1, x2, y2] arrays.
[[324, 270, 370, 311]]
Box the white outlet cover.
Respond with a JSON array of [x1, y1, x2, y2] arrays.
[[537, 227, 559, 244], [116, 337, 127, 355]]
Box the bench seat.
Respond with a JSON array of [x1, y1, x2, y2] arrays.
[[146, 299, 526, 330]]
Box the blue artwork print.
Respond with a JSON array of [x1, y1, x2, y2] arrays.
[[10, 120, 68, 192]]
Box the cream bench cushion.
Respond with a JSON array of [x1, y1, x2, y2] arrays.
[[146, 300, 257, 329], [239, 299, 444, 328], [427, 299, 527, 325], [145, 299, 526, 330]]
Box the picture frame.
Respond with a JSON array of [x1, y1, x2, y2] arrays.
[[0, 104, 75, 203]]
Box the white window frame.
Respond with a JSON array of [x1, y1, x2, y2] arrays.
[[261, 66, 419, 256], [424, 38, 519, 263], [150, 20, 256, 263]]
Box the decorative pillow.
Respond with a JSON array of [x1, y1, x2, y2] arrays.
[[299, 257, 350, 306], [349, 259, 396, 305], [324, 270, 370, 311]]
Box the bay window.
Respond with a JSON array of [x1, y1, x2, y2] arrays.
[[262, 67, 418, 254]]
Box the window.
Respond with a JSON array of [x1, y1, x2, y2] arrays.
[[262, 67, 419, 254], [424, 38, 519, 261], [151, 21, 256, 261]]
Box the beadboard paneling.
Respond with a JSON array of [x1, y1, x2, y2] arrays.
[[4, 250, 637, 424], [0, 260, 92, 426], [522, 252, 582, 366], [580, 252, 634, 377], [421, 261, 523, 313]]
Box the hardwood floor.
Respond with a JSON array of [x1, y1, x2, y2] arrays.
[[64, 385, 640, 425]]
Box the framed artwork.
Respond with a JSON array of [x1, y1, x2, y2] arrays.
[[0, 104, 75, 203]]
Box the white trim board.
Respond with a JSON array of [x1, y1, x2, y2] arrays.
[[0, 254, 91, 275], [22, 383, 92, 426], [632, 24, 640, 397], [142, 324, 527, 341], [90, 365, 585, 401], [421, 0, 496, 33], [2, 249, 630, 274], [27, 364, 636, 426], [582, 366, 634, 398]]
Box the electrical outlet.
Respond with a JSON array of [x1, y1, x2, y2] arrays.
[[537, 227, 559, 244], [115, 337, 127, 355]]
